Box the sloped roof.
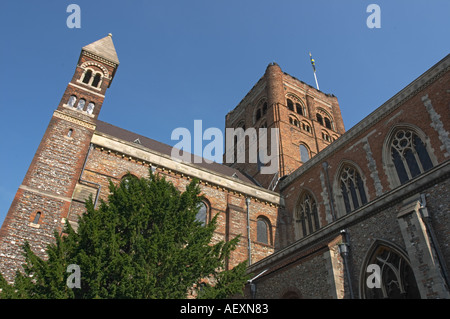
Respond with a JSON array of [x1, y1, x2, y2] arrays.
[[95, 120, 258, 185], [82, 34, 119, 65]]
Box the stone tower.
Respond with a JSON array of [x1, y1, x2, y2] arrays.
[[0, 35, 119, 282], [224, 62, 345, 190]]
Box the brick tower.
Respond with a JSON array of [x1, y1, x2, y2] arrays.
[[225, 62, 345, 190], [0, 34, 119, 282]]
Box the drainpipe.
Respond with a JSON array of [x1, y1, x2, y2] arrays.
[[338, 229, 354, 299], [419, 194, 450, 290], [246, 197, 252, 266], [79, 143, 101, 208]]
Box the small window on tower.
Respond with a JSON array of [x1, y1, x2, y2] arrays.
[[316, 114, 324, 126], [32, 212, 41, 224], [67, 129, 73, 137], [68, 95, 77, 107], [76, 99, 86, 111], [91, 73, 101, 88], [324, 117, 332, 129], [86, 102, 95, 114], [82, 70, 92, 84]]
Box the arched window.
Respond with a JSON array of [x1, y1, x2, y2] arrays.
[[295, 103, 303, 116], [67, 129, 73, 137], [390, 129, 434, 184], [68, 95, 77, 107], [295, 191, 319, 238], [287, 99, 294, 111], [256, 109, 261, 121], [362, 243, 420, 299], [324, 117, 332, 129], [121, 174, 139, 190], [76, 98, 86, 111], [32, 212, 41, 224], [91, 73, 102, 87], [82, 70, 92, 84], [316, 113, 324, 126], [262, 102, 268, 115], [339, 164, 368, 214], [196, 202, 208, 226], [299, 144, 310, 162], [257, 217, 271, 245], [86, 102, 95, 115]]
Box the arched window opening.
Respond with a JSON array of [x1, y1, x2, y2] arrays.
[[67, 129, 73, 137], [257, 217, 271, 245], [86, 102, 95, 115], [299, 144, 310, 162], [196, 202, 208, 226], [324, 117, 332, 129], [32, 212, 41, 224], [390, 129, 434, 184], [287, 99, 294, 111], [76, 98, 86, 111], [262, 102, 268, 115], [363, 244, 420, 299], [82, 70, 92, 84], [256, 109, 261, 121], [91, 73, 101, 88], [295, 103, 303, 116], [316, 113, 324, 126], [339, 165, 368, 214], [68, 95, 77, 107], [295, 191, 319, 238]]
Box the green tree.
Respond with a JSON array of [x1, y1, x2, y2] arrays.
[[0, 171, 249, 299]]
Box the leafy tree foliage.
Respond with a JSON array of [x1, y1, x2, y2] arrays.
[[0, 171, 249, 298]]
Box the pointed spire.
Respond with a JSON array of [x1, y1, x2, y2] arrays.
[[82, 34, 119, 65]]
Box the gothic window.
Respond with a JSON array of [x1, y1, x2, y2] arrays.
[[256, 109, 261, 121], [91, 73, 101, 88], [295, 191, 319, 238], [257, 217, 271, 245], [289, 116, 299, 127], [262, 102, 268, 115], [76, 98, 86, 111], [302, 122, 311, 133], [68, 95, 77, 107], [324, 117, 332, 129], [295, 103, 303, 116], [390, 129, 434, 184], [86, 102, 95, 115], [196, 202, 208, 226], [82, 70, 92, 84], [299, 144, 310, 162], [363, 244, 420, 299], [287, 99, 294, 111], [316, 113, 323, 126], [339, 165, 368, 214]]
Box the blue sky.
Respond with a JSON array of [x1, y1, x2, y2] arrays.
[[0, 0, 449, 225]]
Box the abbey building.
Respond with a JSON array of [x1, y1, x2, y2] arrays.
[[0, 35, 449, 299]]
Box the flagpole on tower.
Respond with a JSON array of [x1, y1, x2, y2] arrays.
[[309, 52, 320, 90]]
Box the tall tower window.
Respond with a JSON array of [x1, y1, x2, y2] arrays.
[[316, 113, 324, 126], [287, 99, 294, 111], [299, 144, 310, 162], [82, 70, 92, 84], [91, 73, 102, 87], [295, 103, 303, 116], [324, 117, 332, 129]]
